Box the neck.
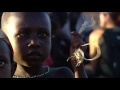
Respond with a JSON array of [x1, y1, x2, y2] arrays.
[[105, 24, 115, 29], [14, 64, 45, 77], [106, 25, 115, 28]]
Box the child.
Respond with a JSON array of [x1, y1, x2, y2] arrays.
[[0, 30, 16, 78], [1, 12, 87, 78]]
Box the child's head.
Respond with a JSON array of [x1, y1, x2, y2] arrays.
[[1, 12, 51, 67], [49, 12, 68, 36], [99, 12, 120, 28], [0, 30, 16, 78], [69, 12, 82, 32]]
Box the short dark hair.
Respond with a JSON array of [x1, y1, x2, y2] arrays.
[[109, 12, 120, 27], [1, 12, 50, 31], [49, 12, 68, 28]]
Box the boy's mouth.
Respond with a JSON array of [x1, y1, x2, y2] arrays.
[[28, 51, 41, 58]]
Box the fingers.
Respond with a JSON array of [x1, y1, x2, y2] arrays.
[[73, 39, 86, 52], [70, 31, 86, 52], [71, 31, 83, 39], [71, 31, 83, 46]]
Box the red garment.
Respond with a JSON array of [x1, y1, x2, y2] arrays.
[[43, 55, 54, 66]]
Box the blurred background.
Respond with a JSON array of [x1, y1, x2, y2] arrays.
[[45, 12, 120, 78], [1, 12, 120, 78], [83, 12, 99, 27]]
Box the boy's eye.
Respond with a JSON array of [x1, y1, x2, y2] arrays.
[[18, 32, 28, 37], [38, 33, 47, 38], [0, 62, 5, 67]]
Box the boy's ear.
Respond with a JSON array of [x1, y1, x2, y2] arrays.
[[51, 35, 55, 39], [11, 61, 17, 77]]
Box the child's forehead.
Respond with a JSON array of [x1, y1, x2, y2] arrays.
[[0, 39, 11, 62], [10, 12, 49, 21], [0, 30, 13, 55], [9, 12, 51, 29], [0, 39, 10, 52]]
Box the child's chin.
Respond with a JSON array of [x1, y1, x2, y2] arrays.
[[23, 61, 43, 67]]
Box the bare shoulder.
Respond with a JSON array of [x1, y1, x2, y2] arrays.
[[50, 67, 74, 78], [89, 28, 104, 44], [90, 29, 104, 38]]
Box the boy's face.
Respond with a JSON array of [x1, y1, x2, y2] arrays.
[[5, 12, 51, 67], [0, 39, 11, 78], [99, 12, 109, 28]]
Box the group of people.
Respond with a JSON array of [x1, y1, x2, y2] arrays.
[[0, 12, 87, 78], [1, 12, 120, 78]]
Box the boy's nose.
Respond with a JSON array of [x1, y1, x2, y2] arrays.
[[28, 36, 41, 47]]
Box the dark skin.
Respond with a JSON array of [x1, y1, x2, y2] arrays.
[[0, 39, 15, 78], [70, 32, 87, 78], [3, 12, 87, 78]]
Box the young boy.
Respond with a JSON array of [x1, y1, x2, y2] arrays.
[[0, 30, 16, 78], [1, 12, 87, 78]]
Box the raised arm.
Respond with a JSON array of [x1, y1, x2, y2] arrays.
[[69, 31, 88, 78]]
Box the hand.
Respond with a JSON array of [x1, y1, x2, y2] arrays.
[[70, 31, 88, 78], [70, 31, 87, 66]]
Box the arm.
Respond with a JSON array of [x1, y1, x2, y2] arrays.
[[70, 31, 88, 78], [72, 63, 88, 78], [88, 30, 104, 73]]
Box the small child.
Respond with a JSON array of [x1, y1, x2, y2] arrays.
[[0, 30, 16, 78]]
